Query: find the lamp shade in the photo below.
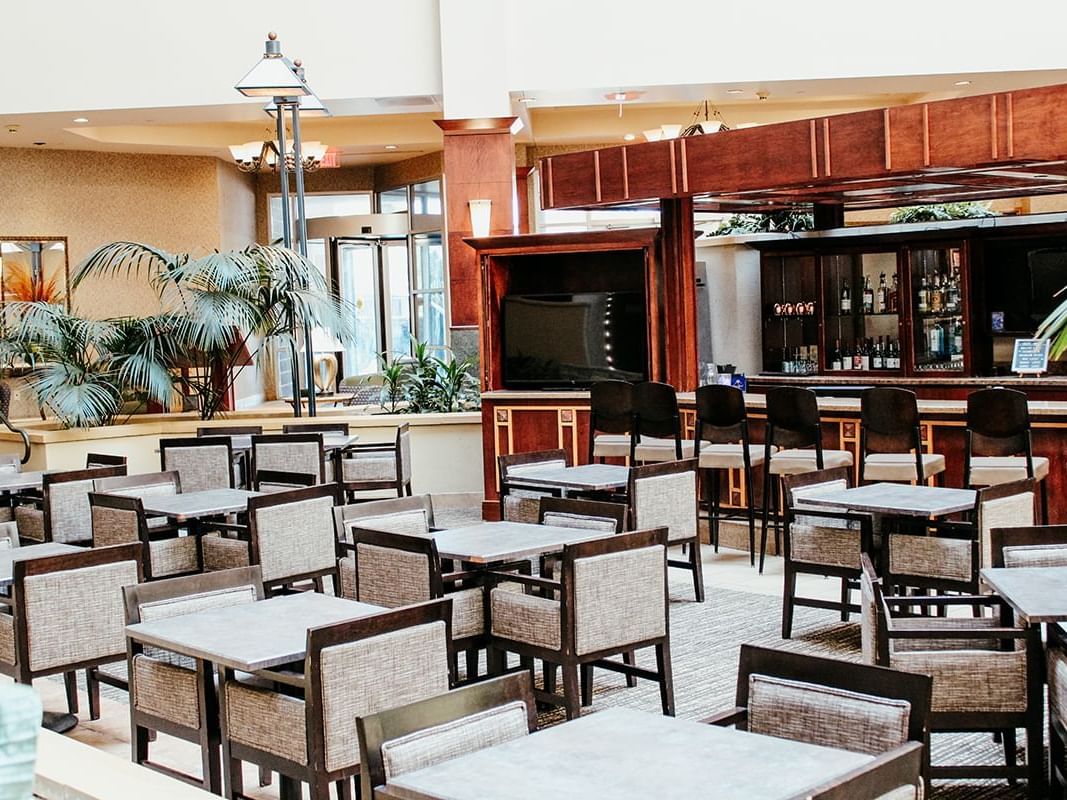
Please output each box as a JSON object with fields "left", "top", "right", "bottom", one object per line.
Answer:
{"left": 302, "top": 328, "right": 343, "bottom": 353}
{"left": 642, "top": 128, "right": 663, "bottom": 142}
{"left": 469, "top": 199, "right": 492, "bottom": 238}
{"left": 235, "top": 35, "right": 310, "bottom": 97}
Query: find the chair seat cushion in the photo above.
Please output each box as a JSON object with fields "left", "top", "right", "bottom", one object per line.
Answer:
{"left": 789, "top": 524, "right": 861, "bottom": 569}
{"left": 0, "top": 612, "right": 14, "bottom": 666}
{"left": 14, "top": 505, "right": 44, "bottom": 543}
{"left": 863, "top": 453, "right": 946, "bottom": 481}
{"left": 342, "top": 455, "right": 396, "bottom": 483}
{"left": 592, "top": 434, "right": 631, "bottom": 458}
{"left": 769, "top": 449, "right": 853, "bottom": 475}
{"left": 490, "top": 588, "right": 560, "bottom": 650}
{"left": 148, "top": 536, "right": 200, "bottom": 577}
{"left": 449, "top": 586, "right": 486, "bottom": 640}
{"left": 697, "top": 444, "right": 768, "bottom": 470}
{"left": 968, "top": 455, "right": 1049, "bottom": 486}
{"left": 634, "top": 437, "right": 700, "bottom": 463}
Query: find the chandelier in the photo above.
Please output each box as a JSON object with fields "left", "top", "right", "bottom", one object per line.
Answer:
{"left": 229, "top": 139, "right": 329, "bottom": 173}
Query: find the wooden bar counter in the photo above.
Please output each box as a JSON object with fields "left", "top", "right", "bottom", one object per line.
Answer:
{"left": 480, "top": 386, "right": 1067, "bottom": 522}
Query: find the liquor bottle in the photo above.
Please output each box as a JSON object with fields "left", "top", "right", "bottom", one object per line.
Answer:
{"left": 859, "top": 339, "right": 871, "bottom": 371}
{"left": 876, "top": 273, "right": 887, "bottom": 314}
{"left": 930, "top": 275, "right": 943, "bottom": 313}
{"left": 889, "top": 273, "right": 899, "bottom": 313}
{"left": 871, "top": 337, "right": 883, "bottom": 369}
{"left": 946, "top": 268, "right": 960, "bottom": 312}
{"left": 852, "top": 340, "right": 863, "bottom": 371}
{"left": 840, "top": 280, "right": 851, "bottom": 315}
{"left": 885, "top": 339, "right": 898, "bottom": 370}
{"left": 862, "top": 276, "right": 874, "bottom": 315}
{"left": 953, "top": 319, "right": 964, "bottom": 355}
{"left": 918, "top": 276, "right": 929, "bottom": 312}
{"left": 831, "top": 339, "right": 842, "bottom": 371}
{"left": 928, "top": 323, "right": 942, "bottom": 360}
{"left": 840, "top": 341, "right": 851, "bottom": 371}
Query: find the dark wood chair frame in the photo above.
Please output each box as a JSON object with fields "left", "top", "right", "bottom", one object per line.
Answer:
{"left": 989, "top": 524, "right": 1067, "bottom": 568}
{"left": 496, "top": 448, "right": 569, "bottom": 520}
{"left": 859, "top": 386, "right": 940, "bottom": 485}
{"left": 587, "top": 379, "right": 636, "bottom": 463}
{"left": 85, "top": 452, "right": 128, "bottom": 468}
{"left": 122, "top": 566, "right": 265, "bottom": 793}
{"left": 17, "top": 464, "right": 128, "bottom": 544}
{"left": 337, "top": 423, "right": 411, "bottom": 501}
{"left": 537, "top": 496, "right": 628, "bottom": 531}
{"left": 760, "top": 386, "right": 828, "bottom": 573}
{"left": 693, "top": 384, "right": 759, "bottom": 564}
{"left": 964, "top": 388, "right": 1049, "bottom": 524}
{"left": 252, "top": 469, "right": 319, "bottom": 492}
{"left": 1048, "top": 622, "right": 1067, "bottom": 799}
{"left": 863, "top": 554, "right": 1044, "bottom": 794}
{"left": 217, "top": 598, "right": 455, "bottom": 800}
{"left": 250, "top": 433, "right": 327, "bottom": 485}
{"left": 160, "top": 436, "right": 236, "bottom": 489}
{"left": 89, "top": 491, "right": 201, "bottom": 579}
{"left": 247, "top": 483, "right": 342, "bottom": 596}
{"left": 705, "top": 643, "right": 932, "bottom": 788}
{"left": 780, "top": 467, "right": 875, "bottom": 639}
{"left": 357, "top": 672, "right": 537, "bottom": 800}
{"left": 486, "top": 528, "right": 674, "bottom": 720}
{"left": 0, "top": 543, "right": 142, "bottom": 721}
{"left": 282, "top": 422, "right": 351, "bottom": 435}
{"left": 93, "top": 470, "right": 183, "bottom": 535}
{"left": 332, "top": 494, "right": 438, "bottom": 542}
{"left": 798, "top": 742, "right": 925, "bottom": 800}
{"left": 627, "top": 459, "right": 704, "bottom": 602}
{"left": 632, "top": 380, "right": 683, "bottom": 461}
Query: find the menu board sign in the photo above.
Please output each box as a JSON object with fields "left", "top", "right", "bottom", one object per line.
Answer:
{"left": 1011, "top": 339, "right": 1050, "bottom": 375}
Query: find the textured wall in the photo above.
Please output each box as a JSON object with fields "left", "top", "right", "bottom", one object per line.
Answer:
{"left": 375, "top": 152, "right": 443, "bottom": 192}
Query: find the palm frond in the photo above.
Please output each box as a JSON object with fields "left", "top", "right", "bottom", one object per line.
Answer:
{"left": 71, "top": 241, "right": 176, "bottom": 289}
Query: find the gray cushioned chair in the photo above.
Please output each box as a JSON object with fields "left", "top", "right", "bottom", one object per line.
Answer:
{"left": 338, "top": 423, "right": 413, "bottom": 501}
{"left": 251, "top": 433, "right": 328, "bottom": 483}
{"left": 89, "top": 492, "right": 199, "bottom": 580}
{"left": 248, "top": 484, "right": 340, "bottom": 595}
{"left": 15, "top": 464, "right": 127, "bottom": 545}
{"left": 333, "top": 494, "right": 435, "bottom": 545}
{"left": 160, "top": 436, "right": 234, "bottom": 493}
{"left": 497, "top": 449, "right": 567, "bottom": 524}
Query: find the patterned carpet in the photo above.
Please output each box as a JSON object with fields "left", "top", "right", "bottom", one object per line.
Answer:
{"left": 560, "top": 575, "right": 1033, "bottom": 799}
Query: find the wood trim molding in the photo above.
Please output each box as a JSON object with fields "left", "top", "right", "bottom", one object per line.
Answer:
{"left": 434, "top": 117, "right": 522, "bottom": 135}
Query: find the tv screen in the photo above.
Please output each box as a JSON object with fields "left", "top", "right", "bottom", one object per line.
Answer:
{"left": 502, "top": 291, "right": 648, "bottom": 388}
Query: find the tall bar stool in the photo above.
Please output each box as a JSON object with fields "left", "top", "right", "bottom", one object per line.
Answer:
{"left": 693, "top": 385, "right": 767, "bottom": 565}
{"left": 860, "top": 387, "right": 946, "bottom": 485}
{"left": 588, "top": 380, "right": 635, "bottom": 463}
{"left": 964, "top": 388, "right": 1049, "bottom": 524}
{"left": 760, "top": 387, "right": 853, "bottom": 573}
{"left": 632, "top": 381, "right": 689, "bottom": 463}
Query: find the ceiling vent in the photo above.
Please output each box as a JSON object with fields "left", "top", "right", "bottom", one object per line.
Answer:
{"left": 375, "top": 95, "right": 439, "bottom": 108}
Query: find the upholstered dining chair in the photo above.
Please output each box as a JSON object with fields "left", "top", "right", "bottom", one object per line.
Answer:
{"left": 93, "top": 470, "right": 182, "bottom": 535}
{"left": 627, "top": 459, "right": 703, "bottom": 602}
{"left": 1047, "top": 623, "right": 1067, "bottom": 798}
{"left": 859, "top": 387, "right": 946, "bottom": 485}
{"left": 251, "top": 433, "right": 328, "bottom": 484}
{"left": 252, "top": 469, "right": 318, "bottom": 493}
{"left": 537, "top": 496, "right": 627, "bottom": 533}
{"left": 123, "top": 566, "right": 264, "bottom": 792}
{"left": 0, "top": 454, "right": 20, "bottom": 474}
{"left": 333, "top": 494, "right": 436, "bottom": 543}
{"left": 89, "top": 492, "right": 199, "bottom": 580}
{"left": 0, "top": 543, "right": 141, "bottom": 720}
{"left": 588, "top": 379, "right": 636, "bottom": 463}
{"left": 488, "top": 528, "right": 672, "bottom": 720}
{"left": 247, "top": 484, "right": 341, "bottom": 595}
{"left": 160, "top": 436, "right": 235, "bottom": 493}
{"left": 357, "top": 672, "right": 537, "bottom": 800}
{"left": 15, "top": 464, "right": 127, "bottom": 544}
{"left": 0, "top": 521, "right": 18, "bottom": 550}
{"left": 197, "top": 424, "right": 263, "bottom": 489}
{"left": 860, "top": 554, "right": 1044, "bottom": 794}
{"left": 497, "top": 449, "right": 568, "bottom": 524}
{"left": 780, "top": 467, "right": 874, "bottom": 639}
{"left": 989, "top": 524, "right": 1067, "bottom": 569}
{"left": 85, "top": 452, "right": 127, "bottom": 469}
{"left": 705, "top": 644, "right": 931, "bottom": 795}
{"left": 337, "top": 423, "right": 412, "bottom": 501}
{"left": 218, "top": 599, "right": 455, "bottom": 800}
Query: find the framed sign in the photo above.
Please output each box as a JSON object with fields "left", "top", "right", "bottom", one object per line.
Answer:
{"left": 1011, "top": 338, "right": 1050, "bottom": 375}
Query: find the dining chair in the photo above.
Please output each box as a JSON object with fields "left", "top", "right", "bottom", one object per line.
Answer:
{"left": 357, "top": 672, "right": 537, "bottom": 800}
{"left": 333, "top": 494, "right": 436, "bottom": 542}
{"left": 89, "top": 492, "right": 199, "bottom": 580}
{"left": 779, "top": 467, "right": 874, "bottom": 639}
{"left": 705, "top": 643, "right": 931, "bottom": 793}
{"left": 252, "top": 469, "right": 318, "bottom": 493}
{"left": 989, "top": 524, "right": 1067, "bottom": 569}
{"left": 85, "top": 452, "right": 127, "bottom": 469}
{"left": 0, "top": 521, "right": 19, "bottom": 550}
{"left": 693, "top": 384, "right": 767, "bottom": 564}
{"left": 760, "top": 387, "right": 853, "bottom": 573}
{"left": 94, "top": 470, "right": 182, "bottom": 534}
{"left": 537, "top": 496, "right": 627, "bottom": 533}
{"left": 631, "top": 381, "right": 688, "bottom": 463}
{"left": 801, "top": 743, "right": 925, "bottom": 800}
{"left": 251, "top": 433, "right": 328, "bottom": 484}
{"left": 627, "top": 459, "right": 703, "bottom": 602}
{"left": 859, "top": 387, "right": 946, "bottom": 485}
{"left": 587, "top": 379, "right": 635, "bottom": 462}
{"left": 337, "top": 423, "right": 412, "bottom": 501}
{"left": 122, "top": 566, "right": 264, "bottom": 792}
{"left": 160, "top": 436, "right": 235, "bottom": 492}
{"left": 965, "top": 388, "right": 1049, "bottom": 523}
{"left": 497, "top": 449, "right": 568, "bottom": 523}
{"left": 197, "top": 425, "right": 263, "bottom": 489}
{"left": 1047, "top": 623, "right": 1067, "bottom": 798}
{"left": 15, "top": 464, "right": 127, "bottom": 544}
{"left": 218, "top": 599, "right": 455, "bottom": 800}
{"left": 283, "top": 422, "right": 350, "bottom": 435}
{"left": 248, "top": 483, "right": 341, "bottom": 595}
{"left": 488, "top": 528, "right": 673, "bottom": 720}
{"left": 860, "top": 554, "right": 1044, "bottom": 795}
{"left": 0, "top": 543, "right": 141, "bottom": 720}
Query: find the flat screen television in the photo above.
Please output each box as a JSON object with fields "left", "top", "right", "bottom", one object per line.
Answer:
{"left": 502, "top": 291, "right": 648, "bottom": 388}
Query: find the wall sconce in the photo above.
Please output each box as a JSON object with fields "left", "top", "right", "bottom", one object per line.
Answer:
{"left": 469, "top": 199, "right": 492, "bottom": 238}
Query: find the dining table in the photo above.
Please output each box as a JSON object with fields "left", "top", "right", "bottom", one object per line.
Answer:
{"left": 796, "top": 482, "right": 977, "bottom": 519}
{"left": 430, "top": 521, "right": 614, "bottom": 565}
{"left": 980, "top": 565, "right": 1067, "bottom": 626}
{"left": 505, "top": 463, "right": 629, "bottom": 496}
{"left": 0, "top": 542, "right": 83, "bottom": 589}
{"left": 137, "top": 488, "right": 261, "bottom": 525}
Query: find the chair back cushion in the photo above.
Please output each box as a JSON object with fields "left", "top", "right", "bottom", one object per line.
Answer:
{"left": 789, "top": 523, "right": 861, "bottom": 569}
{"left": 344, "top": 509, "right": 430, "bottom": 542}
{"left": 254, "top": 494, "right": 336, "bottom": 583}
{"left": 23, "top": 559, "right": 139, "bottom": 671}
{"left": 138, "top": 584, "right": 257, "bottom": 664}
{"left": 888, "top": 534, "right": 973, "bottom": 582}
{"left": 381, "top": 701, "right": 529, "bottom": 781}
{"left": 355, "top": 543, "right": 432, "bottom": 607}
{"left": 631, "top": 471, "right": 696, "bottom": 542}
{"left": 319, "top": 620, "right": 450, "bottom": 773}
{"left": 747, "top": 674, "right": 910, "bottom": 756}
{"left": 163, "top": 444, "right": 231, "bottom": 492}
{"left": 399, "top": 426, "right": 413, "bottom": 483}
{"left": 1003, "top": 544, "right": 1067, "bottom": 569}
{"left": 541, "top": 512, "right": 618, "bottom": 533}
{"left": 1048, "top": 642, "right": 1067, "bottom": 726}
{"left": 255, "top": 440, "right": 323, "bottom": 482}
{"left": 505, "top": 459, "right": 566, "bottom": 480}
{"left": 92, "top": 505, "right": 140, "bottom": 547}
{"left": 572, "top": 544, "right": 665, "bottom": 655}
{"left": 980, "top": 491, "right": 1035, "bottom": 568}
{"left": 0, "top": 521, "right": 17, "bottom": 550}
{"left": 47, "top": 478, "right": 98, "bottom": 544}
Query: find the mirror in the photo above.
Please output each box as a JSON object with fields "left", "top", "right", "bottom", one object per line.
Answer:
{"left": 0, "top": 237, "right": 70, "bottom": 309}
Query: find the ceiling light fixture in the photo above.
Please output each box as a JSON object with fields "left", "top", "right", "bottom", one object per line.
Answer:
{"left": 954, "top": 80, "right": 972, "bottom": 86}
{"left": 726, "top": 89, "right": 744, "bottom": 95}
{"left": 72, "top": 117, "right": 89, "bottom": 124}
{"left": 229, "top": 138, "right": 329, "bottom": 172}
{"left": 234, "top": 32, "right": 310, "bottom": 97}
{"left": 623, "top": 133, "right": 636, "bottom": 141}
{"left": 385, "top": 144, "right": 398, "bottom": 151}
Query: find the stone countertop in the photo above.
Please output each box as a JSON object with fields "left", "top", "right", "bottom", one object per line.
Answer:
{"left": 748, "top": 374, "right": 1067, "bottom": 388}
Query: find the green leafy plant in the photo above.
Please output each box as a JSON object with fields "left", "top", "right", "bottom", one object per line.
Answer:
{"left": 374, "top": 343, "right": 480, "bottom": 414}
{"left": 711, "top": 210, "right": 815, "bottom": 236}
{"left": 377, "top": 355, "right": 408, "bottom": 414}
{"left": 889, "top": 203, "right": 995, "bottom": 224}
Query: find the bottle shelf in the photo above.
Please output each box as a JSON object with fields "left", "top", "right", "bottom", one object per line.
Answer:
{"left": 827, "top": 312, "right": 900, "bottom": 318}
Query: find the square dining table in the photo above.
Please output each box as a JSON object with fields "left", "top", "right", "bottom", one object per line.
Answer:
{"left": 379, "top": 707, "right": 875, "bottom": 800}
{"left": 0, "top": 542, "right": 83, "bottom": 589}
{"left": 506, "top": 463, "right": 630, "bottom": 494}
{"left": 431, "top": 521, "right": 614, "bottom": 565}
{"left": 796, "top": 482, "right": 976, "bottom": 518}
{"left": 228, "top": 433, "right": 358, "bottom": 453}
{"left": 980, "top": 566, "right": 1067, "bottom": 625}
{"left": 137, "top": 488, "right": 261, "bottom": 525}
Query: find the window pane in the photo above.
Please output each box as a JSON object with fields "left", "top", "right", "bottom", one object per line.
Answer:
{"left": 338, "top": 243, "right": 381, "bottom": 375}
{"left": 414, "top": 292, "right": 448, "bottom": 349}
{"left": 413, "top": 232, "right": 444, "bottom": 291}
{"left": 384, "top": 242, "right": 412, "bottom": 356}
{"left": 411, "top": 180, "right": 442, "bottom": 215}
{"left": 379, "top": 188, "right": 409, "bottom": 214}
{"left": 270, "top": 193, "right": 372, "bottom": 241}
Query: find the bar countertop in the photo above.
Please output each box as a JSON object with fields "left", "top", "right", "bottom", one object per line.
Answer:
{"left": 747, "top": 374, "right": 1067, "bottom": 388}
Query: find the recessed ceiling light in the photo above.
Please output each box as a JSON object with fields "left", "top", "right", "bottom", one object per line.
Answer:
{"left": 384, "top": 144, "right": 398, "bottom": 150}
{"left": 604, "top": 90, "right": 644, "bottom": 103}
{"left": 72, "top": 117, "right": 89, "bottom": 124}
{"left": 623, "top": 133, "right": 636, "bottom": 141}
{"left": 33, "top": 141, "right": 46, "bottom": 146}
{"left": 955, "top": 80, "right": 972, "bottom": 86}
{"left": 726, "top": 89, "right": 744, "bottom": 95}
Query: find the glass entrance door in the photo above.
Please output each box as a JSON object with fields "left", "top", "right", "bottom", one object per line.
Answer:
{"left": 337, "top": 241, "right": 382, "bottom": 375}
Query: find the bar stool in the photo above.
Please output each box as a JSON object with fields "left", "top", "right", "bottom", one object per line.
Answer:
{"left": 693, "top": 384, "right": 767, "bottom": 565}
{"left": 964, "top": 388, "right": 1049, "bottom": 524}
{"left": 588, "top": 380, "right": 635, "bottom": 463}
{"left": 760, "top": 387, "right": 853, "bottom": 573}
{"left": 860, "top": 387, "right": 946, "bottom": 485}
{"left": 632, "top": 381, "right": 690, "bottom": 463}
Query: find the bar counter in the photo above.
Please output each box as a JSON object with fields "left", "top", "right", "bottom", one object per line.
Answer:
{"left": 746, "top": 374, "right": 1067, "bottom": 401}
{"left": 480, "top": 388, "right": 1067, "bottom": 522}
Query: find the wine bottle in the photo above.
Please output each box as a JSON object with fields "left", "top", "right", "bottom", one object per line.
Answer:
{"left": 885, "top": 339, "right": 898, "bottom": 370}
{"left": 918, "top": 276, "right": 929, "bottom": 312}
{"left": 840, "top": 341, "right": 851, "bottom": 371}
{"left": 862, "top": 276, "right": 874, "bottom": 315}
{"left": 876, "top": 273, "right": 887, "bottom": 314}
{"left": 889, "top": 273, "right": 899, "bottom": 313}
{"left": 931, "top": 275, "right": 943, "bottom": 313}
{"left": 872, "top": 337, "right": 883, "bottom": 369}
{"left": 831, "top": 339, "right": 842, "bottom": 371}
{"left": 859, "top": 339, "right": 870, "bottom": 371}
{"left": 840, "top": 280, "right": 852, "bottom": 314}
{"left": 953, "top": 319, "right": 964, "bottom": 355}
{"left": 853, "top": 340, "right": 863, "bottom": 371}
